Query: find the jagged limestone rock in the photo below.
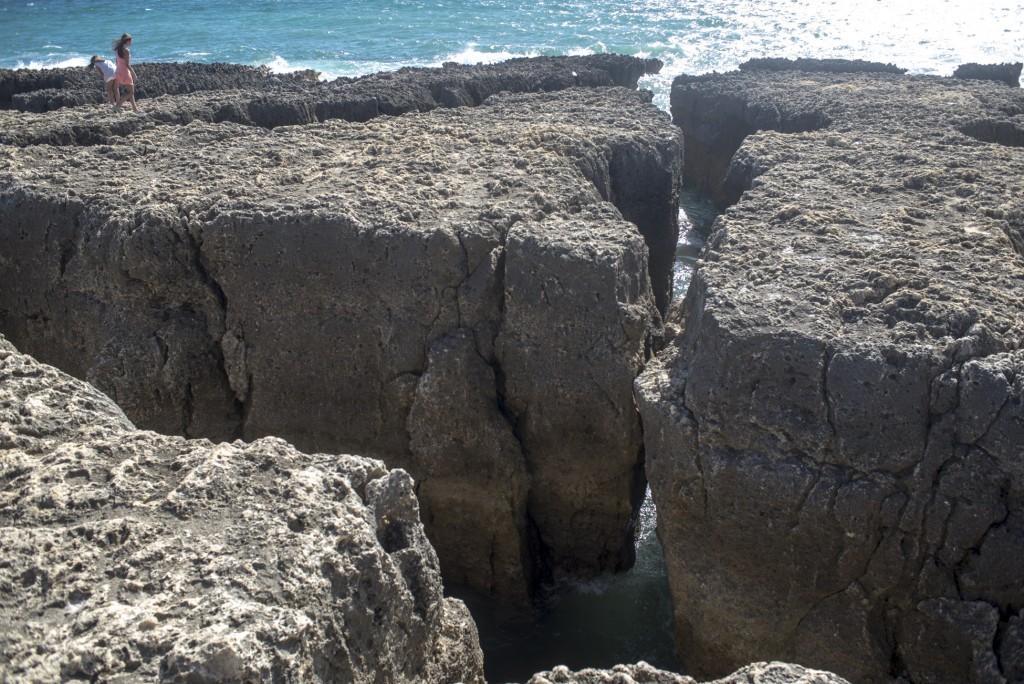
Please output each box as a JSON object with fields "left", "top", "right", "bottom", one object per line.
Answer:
{"left": 639, "top": 63, "right": 1024, "bottom": 682}
{"left": 0, "top": 58, "right": 683, "bottom": 601}
{"left": 527, "top": 661, "right": 850, "bottom": 684}
{"left": 0, "top": 334, "right": 484, "bottom": 682}
{"left": 0, "top": 54, "right": 663, "bottom": 113}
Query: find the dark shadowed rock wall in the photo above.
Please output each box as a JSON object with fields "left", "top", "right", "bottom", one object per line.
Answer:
{"left": 639, "top": 62, "right": 1024, "bottom": 682}
{"left": 953, "top": 62, "right": 1023, "bottom": 88}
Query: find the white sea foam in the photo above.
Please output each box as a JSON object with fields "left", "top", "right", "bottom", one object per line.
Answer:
{"left": 262, "top": 56, "right": 415, "bottom": 81}
{"left": 263, "top": 55, "right": 293, "bottom": 73}
{"left": 262, "top": 55, "right": 325, "bottom": 80}
{"left": 315, "top": 62, "right": 407, "bottom": 80}
{"left": 13, "top": 56, "right": 88, "bottom": 70}
{"left": 262, "top": 56, "right": 435, "bottom": 82}
{"left": 437, "top": 43, "right": 540, "bottom": 66}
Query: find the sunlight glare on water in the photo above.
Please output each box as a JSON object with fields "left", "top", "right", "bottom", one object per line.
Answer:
{"left": 2, "top": 0, "right": 1021, "bottom": 110}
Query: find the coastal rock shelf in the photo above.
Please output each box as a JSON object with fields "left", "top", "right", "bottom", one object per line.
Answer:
{"left": 638, "top": 61, "right": 1024, "bottom": 682}
{"left": 0, "top": 334, "right": 484, "bottom": 681}
{"left": 672, "top": 58, "right": 1024, "bottom": 206}
{"left": 0, "top": 57, "right": 683, "bottom": 603}
{"left": 0, "top": 54, "right": 662, "bottom": 119}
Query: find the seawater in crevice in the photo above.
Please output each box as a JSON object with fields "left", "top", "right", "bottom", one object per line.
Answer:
{"left": 673, "top": 185, "right": 717, "bottom": 298}
{"left": 451, "top": 186, "right": 718, "bottom": 683}
{"left": 452, "top": 487, "right": 678, "bottom": 683}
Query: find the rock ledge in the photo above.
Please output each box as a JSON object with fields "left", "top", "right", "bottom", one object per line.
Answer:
{"left": 0, "top": 334, "right": 484, "bottom": 682}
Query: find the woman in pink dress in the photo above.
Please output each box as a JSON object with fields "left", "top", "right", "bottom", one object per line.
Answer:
{"left": 112, "top": 33, "right": 139, "bottom": 112}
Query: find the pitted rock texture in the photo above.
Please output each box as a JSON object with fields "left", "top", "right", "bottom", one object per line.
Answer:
{"left": 0, "top": 65, "right": 683, "bottom": 602}
{"left": 0, "top": 56, "right": 679, "bottom": 313}
{"left": 527, "top": 661, "right": 849, "bottom": 684}
{"left": 673, "top": 60, "right": 1024, "bottom": 208}
{"left": 0, "top": 335, "right": 483, "bottom": 683}
{"left": 954, "top": 62, "right": 1023, "bottom": 88}
{"left": 0, "top": 54, "right": 662, "bottom": 114}
{"left": 739, "top": 57, "right": 907, "bottom": 75}
{"left": 639, "top": 64, "right": 1024, "bottom": 682}
{"left": 0, "top": 62, "right": 319, "bottom": 112}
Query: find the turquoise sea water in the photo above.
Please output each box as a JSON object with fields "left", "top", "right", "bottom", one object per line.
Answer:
{"left": 2, "top": 0, "right": 1022, "bottom": 109}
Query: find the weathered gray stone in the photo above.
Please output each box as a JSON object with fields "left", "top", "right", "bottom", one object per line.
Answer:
{"left": 0, "top": 54, "right": 661, "bottom": 115}
{"left": 0, "top": 62, "right": 316, "bottom": 111}
{"left": 673, "top": 64, "right": 1024, "bottom": 209}
{"left": 953, "top": 62, "right": 1023, "bottom": 87}
{"left": 0, "top": 334, "right": 484, "bottom": 683}
{"left": 739, "top": 57, "right": 907, "bottom": 75}
{"left": 0, "top": 55, "right": 661, "bottom": 113}
{"left": 0, "top": 62, "right": 683, "bottom": 601}
{"left": 639, "top": 63, "right": 1024, "bottom": 682}
{"left": 527, "top": 661, "right": 850, "bottom": 684}
{"left": 407, "top": 328, "right": 533, "bottom": 598}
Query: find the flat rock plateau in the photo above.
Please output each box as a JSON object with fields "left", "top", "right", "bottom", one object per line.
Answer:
{"left": 2, "top": 52, "right": 1022, "bottom": 683}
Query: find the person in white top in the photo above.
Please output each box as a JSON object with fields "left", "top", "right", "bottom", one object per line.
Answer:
{"left": 88, "top": 55, "right": 118, "bottom": 107}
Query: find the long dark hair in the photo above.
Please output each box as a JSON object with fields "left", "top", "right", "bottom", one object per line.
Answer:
{"left": 112, "top": 33, "right": 132, "bottom": 59}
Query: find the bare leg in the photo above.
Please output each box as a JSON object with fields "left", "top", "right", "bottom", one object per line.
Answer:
{"left": 105, "top": 80, "right": 118, "bottom": 105}
{"left": 115, "top": 84, "right": 132, "bottom": 109}
{"left": 125, "top": 84, "right": 138, "bottom": 112}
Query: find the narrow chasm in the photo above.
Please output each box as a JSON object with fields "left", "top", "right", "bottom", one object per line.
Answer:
{"left": 452, "top": 194, "right": 715, "bottom": 683}
{"left": 451, "top": 487, "right": 679, "bottom": 683}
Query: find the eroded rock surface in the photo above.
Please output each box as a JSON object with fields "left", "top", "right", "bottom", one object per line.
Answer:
{"left": 673, "top": 58, "right": 1024, "bottom": 206}
{"left": 0, "top": 57, "right": 683, "bottom": 601}
{"left": 0, "top": 55, "right": 662, "bottom": 114}
{"left": 638, "top": 64, "right": 1024, "bottom": 682}
{"left": 527, "top": 661, "right": 850, "bottom": 684}
{"left": 954, "top": 62, "right": 1023, "bottom": 88}
{"left": 0, "top": 334, "right": 483, "bottom": 682}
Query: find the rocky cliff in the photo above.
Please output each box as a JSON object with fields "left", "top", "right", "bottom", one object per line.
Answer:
{"left": 638, "top": 62, "right": 1024, "bottom": 682}
{"left": 0, "top": 56, "right": 683, "bottom": 602}
{"left": 0, "top": 334, "right": 484, "bottom": 682}
{"left": 0, "top": 57, "right": 680, "bottom": 312}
